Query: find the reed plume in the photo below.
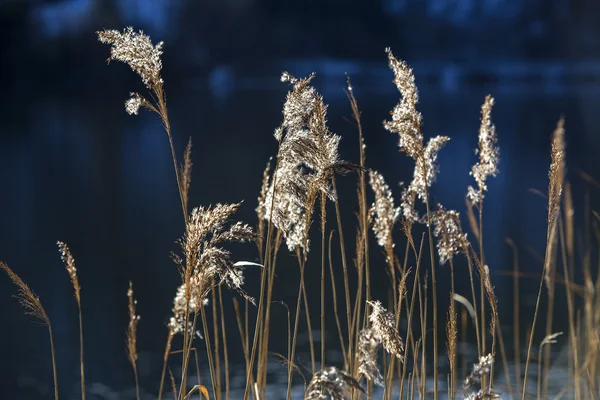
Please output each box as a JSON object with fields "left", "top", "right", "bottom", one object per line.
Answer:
{"left": 0, "top": 262, "right": 59, "bottom": 400}
{"left": 57, "top": 241, "right": 86, "bottom": 400}
{"left": 384, "top": 47, "right": 445, "bottom": 398}
{"left": 367, "top": 300, "right": 404, "bottom": 360}
{"left": 357, "top": 328, "right": 385, "bottom": 386}
{"left": 369, "top": 170, "right": 400, "bottom": 249}
{"left": 305, "top": 366, "right": 364, "bottom": 400}
{"left": 263, "top": 72, "right": 355, "bottom": 252}
{"left": 429, "top": 206, "right": 469, "bottom": 265}
{"left": 464, "top": 354, "right": 494, "bottom": 390}
{"left": 467, "top": 95, "right": 499, "bottom": 205}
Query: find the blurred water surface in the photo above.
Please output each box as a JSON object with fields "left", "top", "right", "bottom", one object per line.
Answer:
{"left": 1, "top": 69, "right": 599, "bottom": 397}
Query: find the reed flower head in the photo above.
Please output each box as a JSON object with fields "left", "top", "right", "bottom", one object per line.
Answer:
{"left": 464, "top": 353, "right": 494, "bottom": 389}
{"left": 548, "top": 117, "right": 565, "bottom": 233}
{"left": 430, "top": 206, "right": 470, "bottom": 264}
{"left": 264, "top": 72, "right": 356, "bottom": 252}
{"left": 384, "top": 48, "right": 450, "bottom": 221}
{"left": 97, "top": 27, "right": 163, "bottom": 88}
{"left": 125, "top": 92, "right": 144, "bottom": 115}
{"left": 126, "top": 281, "right": 140, "bottom": 366}
{"left": 358, "top": 328, "right": 384, "bottom": 386}
{"left": 367, "top": 300, "right": 404, "bottom": 359}
{"left": 369, "top": 170, "right": 400, "bottom": 247}
{"left": 305, "top": 366, "right": 364, "bottom": 400}
{"left": 467, "top": 95, "right": 499, "bottom": 204}
{"left": 168, "top": 275, "right": 209, "bottom": 336}
{"left": 57, "top": 241, "right": 81, "bottom": 302}
{"left": 170, "top": 202, "right": 256, "bottom": 333}
{"left": 0, "top": 262, "right": 50, "bottom": 326}
{"left": 383, "top": 47, "right": 422, "bottom": 160}
{"left": 465, "top": 389, "right": 502, "bottom": 400}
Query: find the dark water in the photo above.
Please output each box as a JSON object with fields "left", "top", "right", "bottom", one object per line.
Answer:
{"left": 0, "top": 75, "right": 598, "bottom": 398}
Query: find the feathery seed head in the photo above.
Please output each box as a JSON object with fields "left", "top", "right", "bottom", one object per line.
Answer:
{"left": 358, "top": 328, "right": 384, "bottom": 386}
{"left": 57, "top": 241, "right": 81, "bottom": 300}
{"left": 125, "top": 92, "right": 144, "bottom": 115}
{"left": 429, "top": 206, "right": 470, "bottom": 264}
{"left": 97, "top": 27, "right": 163, "bottom": 88}
{"left": 265, "top": 72, "right": 351, "bottom": 252}
{"left": 305, "top": 366, "right": 364, "bottom": 400}
{"left": 367, "top": 300, "right": 404, "bottom": 359}
{"left": 468, "top": 95, "right": 499, "bottom": 204}
{"left": 369, "top": 170, "right": 400, "bottom": 248}
{"left": 126, "top": 281, "right": 140, "bottom": 366}
{"left": 464, "top": 353, "right": 494, "bottom": 389}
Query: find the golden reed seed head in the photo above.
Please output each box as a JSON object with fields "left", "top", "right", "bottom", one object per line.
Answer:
{"left": 368, "top": 170, "right": 400, "bottom": 248}
{"left": 97, "top": 27, "right": 163, "bottom": 89}
{"left": 468, "top": 95, "right": 499, "bottom": 204}
{"left": 305, "top": 366, "right": 363, "bottom": 400}
{"left": 367, "top": 300, "right": 404, "bottom": 360}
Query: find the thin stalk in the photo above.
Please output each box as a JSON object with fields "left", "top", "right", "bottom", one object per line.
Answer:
{"left": 211, "top": 289, "right": 222, "bottom": 400}
{"left": 77, "top": 304, "right": 86, "bottom": 400}
{"left": 478, "top": 201, "right": 487, "bottom": 390}
{"left": 507, "top": 239, "right": 522, "bottom": 395}
{"left": 132, "top": 361, "right": 141, "bottom": 400}
{"left": 423, "top": 187, "right": 439, "bottom": 400}
{"left": 332, "top": 177, "right": 353, "bottom": 364}
{"left": 321, "top": 193, "right": 327, "bottom": 369}
{"left": 158, "top": 329, "right": 175, "bottom": 400}
{"left": 521, "top": 216, "right": 560, "bottom": 400}
{"left": 328, "top": 231, "right": 348, "bottom": 366}
{"left": 400, "top": 234, "right": 425, "bottom": 400}
{"left": 286, "top": 250, "right": 308, "bottom": 400}
{"left": 218, "top": 287, "right": 230, "bottom": 400}
{"left": 558, "top": 217, "right": 580, "bottom": 400}
{"left": 48, "top": 324, "right": 59, "bottom": 400}
{"left": 258, "top": 230, "right": 282, "bottom": 390}
{"left": 449, "top": 259, "right": 457, "bottom": 400}
{"left": 199, "top": 308, "right": 219, "bottom": 400}
{"left": 466, "top": 254, "right": 482, "bottom": 356}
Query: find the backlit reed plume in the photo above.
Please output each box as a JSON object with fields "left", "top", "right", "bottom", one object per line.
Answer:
{"left": 256, "top": 157, "right": 273, "bottom": 246}
{"left": 98, "top": 27, "right": 189, "bottom": 221}
{"left": 464, "top": 353, "right": 494, "bottom": 390}
{"left": 0, "top": 262, "right": 59, "bottom": 400}
{"left": 465, "top": 389, "right": 501, "bottom": 400}
{"left": 467, "top": 95, "right": 499, "bottom": 205}
{"left": 97, "top": 27, "right": 163, "bottom": 114}
{"left": 305, "top": 366, "right": 364, "bottom": 400}
{"left": 168, "top": 275, "right": 209, "bottom": 336}
{"left": 430, "top": 206, "right": 469, "bottom": 265}
{"left": 263, "top": 72, "right": 355, "bottom": 252}
{"left": 127, "top": 281, "right": 141, "bottom": 400}
{"left": 547, "top": 118, "right": 565, "bottom": 239}
{"left": 367, "top": 300, "right": 404, "bottom": 359}
{"left": 357, "top": 328, "right": 384, "bottom": 386}
{"left": 383, "top": 48, "right": 449, "bottom": 221}
{"left": 369, "top": 170, "right": 400, "bottom": 248}
{"left": 174, "top": 202, "right": 256, "bottom": 305}
{"left": 57, "top": 241, "right": 86, "bottom": 400}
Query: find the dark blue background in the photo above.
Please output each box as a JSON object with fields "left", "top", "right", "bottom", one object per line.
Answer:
{"left": 1, "top": 0, "right": 599, "bottom": 398}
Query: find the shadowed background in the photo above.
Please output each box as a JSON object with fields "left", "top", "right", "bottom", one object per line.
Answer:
{"left": 1, "top": 0, "right": 600, "bottom": 398}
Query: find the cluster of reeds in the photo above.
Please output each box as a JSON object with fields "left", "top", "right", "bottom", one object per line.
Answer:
{"left": 1, "top": 26, "right": 599, "bottom": 400}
